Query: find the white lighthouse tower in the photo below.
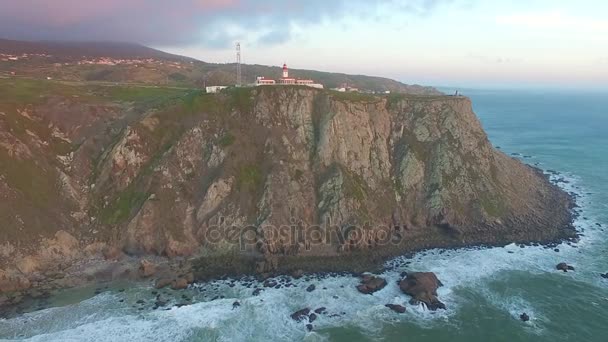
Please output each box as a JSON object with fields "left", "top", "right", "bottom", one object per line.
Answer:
{"left": 282, "top": 63, "right": 289, "bottom": 78}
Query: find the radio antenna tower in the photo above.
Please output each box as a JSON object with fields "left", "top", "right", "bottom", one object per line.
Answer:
{"left": 236, "top": 42, "right": 242, "bottom": 87}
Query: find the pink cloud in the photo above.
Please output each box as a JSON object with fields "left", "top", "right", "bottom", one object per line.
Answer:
{"left": 0, "top": 0, "right": 448, "bottom": 47}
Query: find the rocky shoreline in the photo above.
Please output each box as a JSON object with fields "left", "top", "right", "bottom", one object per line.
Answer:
{"left": 0, "top": 170, "right": 578, "bottom": 319}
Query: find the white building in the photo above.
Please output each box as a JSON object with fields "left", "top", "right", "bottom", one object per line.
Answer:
{"left": 255, "top": 77, "right": 276, "bottom": 85}
{"left": 206, "top": 86, "right": 228, "bottom": 93}
{"left": 255, "top": 63, "right": 324, "bottom": 89}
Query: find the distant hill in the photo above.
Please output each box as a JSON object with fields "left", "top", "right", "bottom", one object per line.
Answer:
{"left": 0, "top": 38, "right": 440, "bottom": 95}
{"left": 0, "top": 39, "right": 192, "bottom": 61}
{"left": 201, "top": 63, "right": 440, "bottom": 95}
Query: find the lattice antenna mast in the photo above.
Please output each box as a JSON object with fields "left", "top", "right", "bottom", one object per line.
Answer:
{"left": 236, "top": 42, "right": 242, "bottom": 87}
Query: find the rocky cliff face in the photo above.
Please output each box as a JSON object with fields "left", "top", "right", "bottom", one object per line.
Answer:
{"left": 0, "top": 81, "right": 574, "bottom": 293}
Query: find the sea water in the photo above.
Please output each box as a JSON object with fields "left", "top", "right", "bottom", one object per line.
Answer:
{"left": 1, "top": 88, "right": 607, "bottom": 341}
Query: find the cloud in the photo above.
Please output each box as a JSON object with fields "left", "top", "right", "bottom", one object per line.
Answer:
{"left": 496, "top": 11, "right": 608, "bottom": 33}
{"left": 0, "top": 0, "right": 452, "bottom": 47}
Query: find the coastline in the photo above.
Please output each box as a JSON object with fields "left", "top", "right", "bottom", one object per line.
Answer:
{"left": 0, "top": 166, "right": 578, "bottom": 318}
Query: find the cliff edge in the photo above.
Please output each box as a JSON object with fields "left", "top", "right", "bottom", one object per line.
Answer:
{"left": 0, "top": 81, "right": 575, "bottom": 295}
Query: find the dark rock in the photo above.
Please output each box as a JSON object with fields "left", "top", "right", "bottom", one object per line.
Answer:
{"left": 356, "top": 275, "right": 387, "bottom": 294}
{"left": 314, "top": 307, "right": 326, "bottom": 314}
{"left": 263, "top": 279, "right": 277, "bottom": 288}
{"left": 291, "top": 308, "right": 311, "bottom": 322}
{"left": 291, "top": 269, "right": 304, "bottom": 279}
{"left": 309, "top": 313, "right": 317, "bottom": 322}
{"left": 136, "top": 299, "right": 145, "bottom": 304}
{"left": 252, "top": 288, "right": 263, "bottom": 296}
{"left": 399, "top": 272, "right": 446, "bottom": 310}
{"left": 385, "top": 304, "right": 406, "bottom": 313}
{"left": 306, "top": 284, "right": 316, "bottom": 292}
{"left": 556, "top": 263, "right": 575, "bottom": 272}
{"left": 306, "top": 324, "right": 313, "bottom": 331}
{"left": 233, "top": 301, "right": 241, "bottom": 309}
{"left": 600, "top": 273, "right": 608, "bottom": 279}
{"left": 520, "top": 313, "right": 530, "bottom": 322}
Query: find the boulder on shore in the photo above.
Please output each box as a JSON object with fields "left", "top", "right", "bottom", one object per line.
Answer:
{"left": 139, "top": 260, "right": 156, "bottom": 278}
{"left": 356, "top": 275, "right": 387, "bottom": 294}
{"left": 556, "top": 263, "right": 575, "bottom": 272}
{"left": 399, "top": 272, "right": 446, "bottom": 310}
{"left": 171, "top": 277, "right": 189, "bottom": 290}
{"left": 155, "top": 278, "right": 172, "bottom": 289}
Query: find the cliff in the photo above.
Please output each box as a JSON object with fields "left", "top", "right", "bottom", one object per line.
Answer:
{"left": 0, "top": 79, "right": 574, "bottom": 294}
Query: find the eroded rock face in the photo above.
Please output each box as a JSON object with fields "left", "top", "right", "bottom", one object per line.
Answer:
{"left": 399, "top": 272, "right": 446, "bottom": 310}
{"left": 0, "top": 269, "right": 31, "bottom": 292}
{"left": 0, "top": 87, "right": 575, "bottom": 288}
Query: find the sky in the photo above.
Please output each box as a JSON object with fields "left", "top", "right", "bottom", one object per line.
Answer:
{"left": 1, "top": 0, "right": 608, "bottom": 89}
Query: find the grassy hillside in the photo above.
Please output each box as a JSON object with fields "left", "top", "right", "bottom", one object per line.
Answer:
{"left": 0, "top": 38, "right": 193, "bottom": 61}
{"left": 1, "top": 39, "right": 441, "bottom": 95}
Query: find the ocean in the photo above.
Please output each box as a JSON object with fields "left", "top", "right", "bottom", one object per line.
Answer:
{"left": 1, "top": 88, "right": 607, "bottom": 341}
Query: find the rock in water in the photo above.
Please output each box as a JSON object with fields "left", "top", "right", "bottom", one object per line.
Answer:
{"left": 385, "top": 304, "right": 406, "bottom": 313}
{"left": 520, "top": 313, "right": 530, "bottom": 322}
{"left": 601, "top": 273, "right": 608, "bottom": 279}
{"left": 556, "top": 263, "right": 575, "bottom": 272}
{"left": 399, "top": 272, "right": 446, "bottom": 310}
{"left": 314, "top": 307, "right": 326, "bottom": 314}
{"left": 291, "top": 308, "right": 311, "bottom": 322}
{"left": 356, "top": 275, "right": 387, "bottom": 294}
{"left": 306, "top": 284, "right": 316, "bottom": 292}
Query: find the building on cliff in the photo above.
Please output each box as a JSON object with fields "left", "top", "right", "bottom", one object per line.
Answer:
{"left": 255, "top": 63, "right": 324, "bottom": 89}
{"left": 205, "top": 85, "right": 229, "bottom": 93}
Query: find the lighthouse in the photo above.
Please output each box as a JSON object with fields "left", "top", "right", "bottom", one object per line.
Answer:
{"left": 255, "top": 63, "right": 323, "bottom": 88}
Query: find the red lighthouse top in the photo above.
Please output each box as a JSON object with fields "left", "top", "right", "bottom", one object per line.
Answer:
{"left": 283, "top": 63, "right": 288, "bottom": 70}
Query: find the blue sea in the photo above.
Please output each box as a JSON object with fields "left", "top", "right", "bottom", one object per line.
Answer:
{"left": 1, "top": 88, "right": 607, "bottom": 341}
